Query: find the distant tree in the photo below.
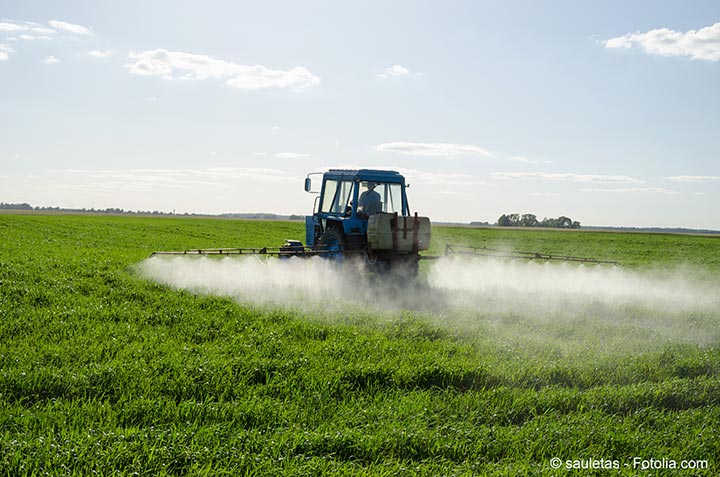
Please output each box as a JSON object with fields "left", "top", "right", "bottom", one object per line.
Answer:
{"left": 521, "top": 213, "right": 539, "bottom": 227}
{"left": 497, "top": 214, "right": 513, "bottom": 226}
{"left": 497, "top": 213, "right": 582, "bottom": 229}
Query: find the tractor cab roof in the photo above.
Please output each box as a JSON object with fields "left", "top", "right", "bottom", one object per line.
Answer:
{"left": 324, "top": 169, "right": 405, "bottom": 184}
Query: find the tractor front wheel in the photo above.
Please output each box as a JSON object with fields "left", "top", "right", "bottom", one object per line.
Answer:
{"left": 318, "top": 227, "right": 344, "bottom": 260}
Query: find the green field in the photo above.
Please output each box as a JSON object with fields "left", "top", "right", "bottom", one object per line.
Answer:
{"left": 1, "top": 214, "right": 719, "bottom": 476}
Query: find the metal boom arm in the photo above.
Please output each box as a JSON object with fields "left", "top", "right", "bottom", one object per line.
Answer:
{"left": 443, "top": 244, "right": 619, "bottom": 265}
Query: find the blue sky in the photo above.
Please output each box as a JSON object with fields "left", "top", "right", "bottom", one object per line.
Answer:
{"left": 1, "top": 0, "right": 719, "bottom": 229}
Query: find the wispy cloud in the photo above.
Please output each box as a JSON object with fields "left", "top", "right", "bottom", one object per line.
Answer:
{"left": 43, "top": 55, "right": 61, "bottom": 65}
{"left": 0, "top": 22, "right": 24, "bottom": 33}
{"left": 0, "top": 19, "right": 93, "bottom": 55}
{"left": 399, "top": 168, "right": 486, "bottom": 186}
{"left": 11, "top": 34, "right": 53, "bottom": 41}
{"left": 0, "top": 43, "right": 14, "bottom": 61}
{"left": 54, "top": 167, "right": 298, "bottom": 193}
{"left": 666, "top": 175, "right": 720, "bottom": 183}
{"left": 326, "top": 164, "right": 486, "bottom": 186}
{"left": 378, "top": 64, "right": 411, "bottom": 79}
{"left": 492, "top": 172, "right": 642, "bottom": 183}
{"left": 48, "top": 20, "right": 92, "bottom": 36}
{"left": 581, "top": 187, "right": 676, "bottom": 194}
{"left": 375, "top": 141, "right": 492, "bottom": 157}
{"left": 605, "top": 22, "right": 720, "bottom": 62}
{"left": 125, "top": 49, "right": 321, "bottom": 91}
{"left": 0, "top": 21, "right": 56, "bottom": 35}
{"left": 87, "top": 49, "right": 112, "bottom": 58}
{"left": 508, "top": 155, "right": 553, "bottom": 165}
{"left": 274, "top": 152, "right": 310, "bottom": 159}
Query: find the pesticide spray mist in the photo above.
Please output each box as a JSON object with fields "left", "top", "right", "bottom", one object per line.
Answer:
{"left": 138, "top": 255, "right": 720, "bottom": 347}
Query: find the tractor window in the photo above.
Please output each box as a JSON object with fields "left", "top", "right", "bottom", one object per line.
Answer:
{"left": 320, "top": 179, "right": 353, "bottom": 215}
{"left": 380, "top": 183, "right": 403, "bottom": 214}
{"left": 358, "top": 181, "right": 404, "bottom": 216}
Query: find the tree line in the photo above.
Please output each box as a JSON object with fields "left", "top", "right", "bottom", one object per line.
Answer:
{"left": 0, "top": 203, "right": 174, "bottom": 215}
{"left": 0, "top": 202, "right": 33, "bottom": 210}
{"left": 497, "top": 213, "right": 581, "bottom": 229}
{"left": 0, "top": 203, "right": 304, "bottom": 221}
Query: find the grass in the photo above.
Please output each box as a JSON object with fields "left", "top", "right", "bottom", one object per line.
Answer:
{"left": 1, "top": 214, "right": 719, "bottom": 475}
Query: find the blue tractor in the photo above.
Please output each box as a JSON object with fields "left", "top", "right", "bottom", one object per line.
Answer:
{"left": 297, "top": 169, "right": 432, "bottom": 274}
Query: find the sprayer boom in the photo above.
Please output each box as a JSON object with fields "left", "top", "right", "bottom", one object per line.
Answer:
{"left": 444, "top": 244, "right": 619, "bottom": 265}
{"left": 151, "top": 247, "right": 283, "bottom": 257}
{"left": 150, "top": 241, "right": 364, "bottom": 258}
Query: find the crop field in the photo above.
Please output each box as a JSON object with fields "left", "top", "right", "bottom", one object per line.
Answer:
{"left": 1, "top": 213, "right": 719, "bottom": 476}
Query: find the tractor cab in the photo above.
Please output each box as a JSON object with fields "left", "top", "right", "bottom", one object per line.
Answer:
{"left": 304, "top": 169, "right": 410, "bottom": 250}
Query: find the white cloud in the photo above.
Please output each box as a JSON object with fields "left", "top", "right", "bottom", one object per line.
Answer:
{"left": 0, "top": 43, "right": 14, "bottom": 61}
{"left": 581, "top": 187, "right": 676, "bottom": 194}
{"left": 492, "top": 172, "right": 642, "bottom": 183}
{"left": 532, "top": 192, "right": 561, "bottom": 197}
{"left": 398, "top": 168, "right": 486, "bottom": 186}
{"left": 43, "top": 55, "right": 61, "bottom": 65}
{"left": 226, "top": 65, "right": 319, "bottom": 90}
{"left": 24, "top": 22, "right": 55, "bottom": 35}
{"left": 88, "top": 49, "right": 112, "bottom": 58}
{"left": 274, "top": 152, "right": 310, "bottom": 159}
{"left": 0, "top": 21, "right": 56, "bottom": 35}
{"left": 509, "top": 155, "right": 553, "bottom": 165}
{"left": 666, "top": 175, "right": 720, "bottom": 183}
{"left": 48, "top": 20, "right": 92, "bottom": 36}
{"left": 125, "top": 49, "right": 321, "bottom": 91}
{"left": 58, "top": 167, "right": 298, "bottom": 193}
{"left": 605, "top": 22, "right": 720, "bottom": 61}
{"left": 0, "top": 22, "right": 24, "bottom": 33}
{"left": 375, "top": 141, "right": 492, "bottom": 157}
{"left": 378, "top": 64, "right": 411, "bottom": 79}
{"left": 324, "top": 164, "right": 485, "bottom": 186}
{"left": 0, "top": 19, "right": 90, "bottom": 57}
